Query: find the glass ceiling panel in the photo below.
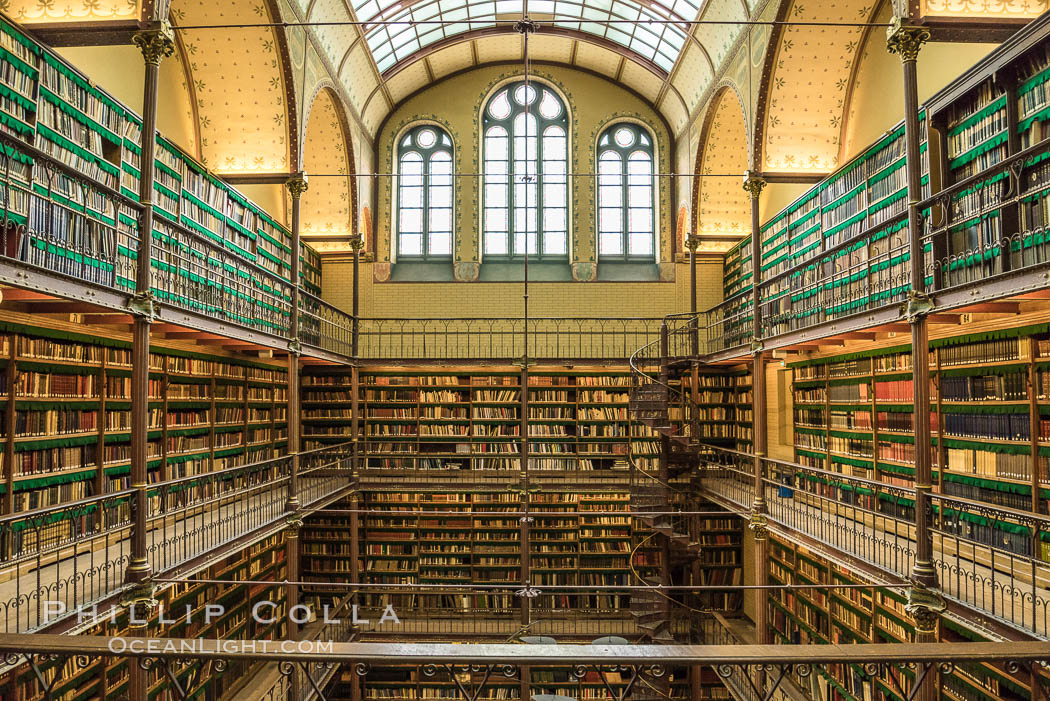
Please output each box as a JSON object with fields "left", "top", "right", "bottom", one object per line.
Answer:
{"left": 355, "top": 0, "right": 696, "bottom": 74}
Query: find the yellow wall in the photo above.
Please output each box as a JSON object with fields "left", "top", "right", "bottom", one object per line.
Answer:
{"left": 842, "top": 4, "right": 997, "bottom": 160}
{"left": 56, "top": 45, "right": 199, "bottom": 159}
{"left": 323, "top": 260, "right": 724, "bottom": 320}
{"left": 373, "top": 64, "right": 676, "bottom": 281}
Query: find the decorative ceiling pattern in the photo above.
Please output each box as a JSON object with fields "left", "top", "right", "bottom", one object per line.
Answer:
{"left": 921, "top": 0, "right": 1047, "bottom": 17}
{"left": 2, "top": 0, "right": 140, "bottom": 21}
{"left": 761, "top": 0, "right": 872, "bottom": 172}
{"left": 171, "top": 0, "right": 291, "bottom": 173}
{"left": 301, "top": 88, "right": 354, "bottom": 248}
{"left": 696, "top": 89, "right": 749, "bottom": 240}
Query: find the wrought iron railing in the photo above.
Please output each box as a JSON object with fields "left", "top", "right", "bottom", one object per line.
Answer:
{"left": 0, "top": 442, "right": 355, "bottom": 634}
{"left": 0, "top": 132, "right": 353, "bottom": 358}
{"left": 300, "top": 291, "right": 355, "bottom": 358}
{"left": 698, "top": 137, "right": 1050, "bottom": 355}
{"left": 357, "top": 317, "right": 664, "bottom": 360}
{"left": 1, "top": 635, "right": 1049, "bottom": 701}
{"left": 695, "top": 443, "right": 1050, "bottom": 638}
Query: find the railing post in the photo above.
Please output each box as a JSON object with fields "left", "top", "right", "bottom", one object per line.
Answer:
{"left": 350, "top": 233, "right": 363, "bottom": 357}
{"left": 124, "top": 23, "right": 174, "bottom": 701}
{"left": 887, "top": 17, "right": 945, "bottom": 661}
{"left": 659, "top": 321, "right": 669, "bottom": 383}
{"left": 686, "top": 234, "right": 700, "bottom": 356}
{"left": 743, "top": 172, "right": 771, "bottom": 656}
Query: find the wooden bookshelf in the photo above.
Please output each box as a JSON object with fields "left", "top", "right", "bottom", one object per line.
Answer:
{"left": 0, "top": 13, "right": 322, "bottom": 312}
{"left": 0, "top": 313, "right": 289, "bottom": 518}
{"left": 766, "top": 534, "right": 1034, "bottom": 701}
{"left": 300, "top": 365, "right": 752, "bottom": 473}
{"left": 1, "top": 532, "right": 288, "bottom": 701}
{"left": 790, "top": 323, "right": 1050, "bottom": 529}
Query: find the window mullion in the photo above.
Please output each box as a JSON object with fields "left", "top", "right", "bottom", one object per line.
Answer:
{"left": 535, "top": 108, "right": 544, "bottom": 260}
{"left": 621, "top": 150, "right": 630, "bottom": 261}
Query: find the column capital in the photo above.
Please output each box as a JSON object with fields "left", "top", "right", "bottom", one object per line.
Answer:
{"left": 905, "top": 582, "right": 946, "bottom": 634}
{"left": 132, "top": 21, "right": 176, "bottom": 66}
{"left": 684, "top": 233, "right": 700, "bottom": 252}
{"left": 286, "top": 172, "right": 310, "bottom": 200}
{"left": 121, "top": 580, "right": 159, "bottom": 628}
{"left": 742, "top": 172, "right": 766, "bottom": 200}
{"left": 747, "top": 512, "right": 769, "bottom": 541}
{"left": 349, "top": 232, "right": 365, "bottom": 251}
{"left": 886, "top": 18, "right": 930, "bottom": 63}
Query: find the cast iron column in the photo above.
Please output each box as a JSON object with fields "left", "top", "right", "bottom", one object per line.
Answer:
{"left": 888, "top": 20, "right": 944, "bottom": 698}
{"left": 125, "top": 22, "right": 175, "bottom": 701}
{"left": 686, "top": 233, "right": 700, "bottom": 355}
{"left": 350, "top": 233, "right": 363, "bottom": 357}
{"left": 743, "top": 173, "right": 770, "bottom": 649}
{"left": 286, "top": 174, "right": 308, "bottom": 514}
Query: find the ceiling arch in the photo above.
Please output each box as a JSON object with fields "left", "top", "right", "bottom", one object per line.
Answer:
{"left": 301, "top": 86, "right": 357, "bottom": 253}
{"left": 354, "top": 0, "right": 705, "bottom": 73}
{"left": 170, "top": 0, "right": 294, "bottom": 173}
{"left": 759, "top": 0, "right": 876, "bottom": 173}
{"left": 693, "top": 86, "right": 749, "bottom": 251}
{"left": 292, "top": 0, "right": 758, "bottom": 141}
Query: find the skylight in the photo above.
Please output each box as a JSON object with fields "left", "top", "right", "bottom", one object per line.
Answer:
{"left": 353, "top": 0, "right": 702, "bottom": 73}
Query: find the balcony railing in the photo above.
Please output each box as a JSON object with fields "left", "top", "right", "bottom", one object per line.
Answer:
{"left": 356, "top": 317, "right": 664, "bottom": 360}
{"left": 695, "top": 443, "right": 1050, "bottom": 638}
{"left": 700, "top": 136, "right": 1050, "bottom": 356}
{"left": 0, "top": 442, "right": 355, "bottom": 634}
{"left": 0, "top": 132, "right": 354, "bottom": 360}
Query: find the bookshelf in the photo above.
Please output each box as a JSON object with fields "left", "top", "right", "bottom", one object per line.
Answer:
{"left": 0, "top": 312, "right": 288, "bottom": 517}
{"left": 300, "top": 366, "right": 752, "bottom": 473}
{"left": 2, "top": 532, "right": 289, "bottom": 701}
{"left": 789, "top": 320, "right": 1050, "bottom": 560}
{"left": 725, "top": 18, "right": 1050, "bottom": 344}
{"left": 0, "top": 13, "right": 323, "bottom": 316}
{"left": 766, "top": 534, "right": 1034, "bottom": 701}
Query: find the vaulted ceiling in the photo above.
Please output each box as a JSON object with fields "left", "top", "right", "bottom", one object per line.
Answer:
{"left": 289, "top": 0, "right": 752, "bottom": 140}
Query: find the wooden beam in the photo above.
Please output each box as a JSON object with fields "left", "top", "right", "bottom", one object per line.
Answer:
{"left": 169, "top": 333, "right": 227, "bottom": 341}
{"left": 153, "top": 323, "right": 191, "bottom": 333}
{"left": 83, "top": 314, "right": 136, "bottom": 325}
{"left": 0, "top": 289, "right": 56, "bottom": 302}
{"left": 926, "top": 314, "right": 962, "bottom": 324}
{"left": 959, "top": 301, "right": 1021, "bottom": 314}
{"left": 876, "top": 323, "right": 913, "bottom": 333}
{"left": 16, "top": 302, "right": 104, "bottom": 313}
{"left": 1016, "top": 291, "right": 1050, "bottom": 300}
{"left": 818, "top": 339, "right": 847, "bottom": 347}
{"left": 835, "top": 332, "right": 877, "bottom": 341}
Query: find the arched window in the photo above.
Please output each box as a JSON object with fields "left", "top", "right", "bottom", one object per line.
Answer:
{"left": 397, "top": 125, "right": 453, "bottom": 260}
{"left": 482, "top": 81, "right": 568, "bottom": 259}
{"left": 597, "top": 123, "right": 655, "bottom": 259}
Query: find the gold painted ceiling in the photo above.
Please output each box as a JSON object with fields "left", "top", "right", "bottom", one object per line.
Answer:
{"left": 170, "top": 0, "right": 291, "bottom": 174}
{"left": 301, "top": 88, "right": 354, "bottom": 248}
{"left": 696, "top": 88, "right": 750, "bottom": 241}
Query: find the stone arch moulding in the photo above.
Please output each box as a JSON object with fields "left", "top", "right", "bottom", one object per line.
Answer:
{"left": 388, "top": 117, "right": 460, "bottom": 266}
{"left": 756, "top": 0, "right": 881, "bottom": 173}
{"left": 267, "top": 0, "right": 303, "bottom": 173}
{"left": 692, "top": 85, "right": 750, "bottom": 253}
{"left": 378, "top": 113, "right": 461, "bottom": 280}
